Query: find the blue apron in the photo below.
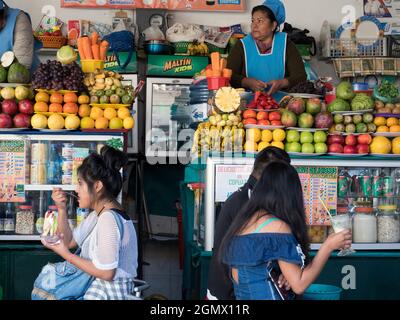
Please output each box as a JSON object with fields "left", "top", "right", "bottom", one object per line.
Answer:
{"left": 0, "top": 8, "right": 41, "bottom": 71}
{"left": 241, "top": 32, "right": 287, "bottom": 100}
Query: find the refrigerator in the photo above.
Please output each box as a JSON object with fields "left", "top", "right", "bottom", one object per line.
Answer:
{"left": 145, "top": 77, "right": 195, "bottom": 161}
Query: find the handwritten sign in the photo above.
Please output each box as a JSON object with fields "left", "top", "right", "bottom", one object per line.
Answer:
{"left": 0, "top": 140, "right": 26, "bottom": 202}
{"left": 215, "top": 164, "right": 253, "bottom": 202}
{"left": 296, "top": 166, "right": 338, "bottom": 226}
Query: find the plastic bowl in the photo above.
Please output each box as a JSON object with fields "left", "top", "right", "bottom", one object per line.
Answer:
{"left": 303, "top": 284, "right": 342, "bottom": 300}
{"left": 81, "top": 60, "right": 105, "bottom": 73}
{"left": 207, "top": 77, "right": 230, "bottom": 90}
{"left": 352, "top": 82, "right": 369, "bottom": 91}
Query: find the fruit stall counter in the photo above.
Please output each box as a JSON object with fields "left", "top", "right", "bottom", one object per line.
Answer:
{"left": 0, "top": 130, "right": 126, "bottom": 299}
{"left": 181, "top": 155, "right": 400, "bottom": 300}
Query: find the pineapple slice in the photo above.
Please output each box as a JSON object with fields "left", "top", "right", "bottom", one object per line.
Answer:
{"left": 214, "top": 87, "right": 241, "bottom": 113}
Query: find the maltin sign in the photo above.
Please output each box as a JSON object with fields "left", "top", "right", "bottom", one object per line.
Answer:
{"left": 147, "top": 55, "right": 209, "bottom": 77}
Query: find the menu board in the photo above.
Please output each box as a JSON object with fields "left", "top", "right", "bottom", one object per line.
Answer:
{"left": 215, "top": 164, "right": 252, "bottom": 202}
{"left": 296, "top": 166, "right": 338, "bottom": 226}
{"left": 61, "top": 0, "right": 245, "bottom": 11}
{"left": 0, "top": 139, "right": 26, "bottom": 202}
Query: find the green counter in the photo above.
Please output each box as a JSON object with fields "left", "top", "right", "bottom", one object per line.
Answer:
{"left": 0, "top": 243, "right": 62, "bottom": 300}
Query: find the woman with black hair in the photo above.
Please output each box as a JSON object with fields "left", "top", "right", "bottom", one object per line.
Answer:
{"left": 227, "top": 0, "right": 306, "bottom": 96}
{"left": 220, "top": 162, "right": 352, "bottom": 300}
{"left": 42, "top": 146, "right": 138, "bottom": 300}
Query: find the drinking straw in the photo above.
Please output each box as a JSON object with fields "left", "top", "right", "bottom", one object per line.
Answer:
{"left": 318, "top": 195, "right": 334, "bottom": 221}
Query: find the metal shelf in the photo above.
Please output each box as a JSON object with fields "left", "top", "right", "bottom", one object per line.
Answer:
{"left": 0, "top": 235, "right": 41, "bottom": 241}
{"left": 311, "top": 243, "right": 400, "bottom": 250}
{"left": 24, "top": 185, "right": 76, "bottom": 191}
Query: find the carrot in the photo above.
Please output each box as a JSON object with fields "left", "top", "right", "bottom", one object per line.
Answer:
{"left": 90, "top": 32, "right": 99, "bottom": 46}
{"left": 222, "top": 68, "right": 232, "bottom": 79}
{"left": 211, "top": 52, "right": 220, "bottom": 72}
{"left": 205, "top": 69, "right": 213, "bottom": 77}
{"left": 81, "top": 36, "right": 93, "bottom": 60}
{"left": 91, "top": 44, "right": 100, "bottom": 60}
{"left": 219, "top": 58, "right": 227, "bottom": 71}
{"left": 99, "top": 40, "right": 109, "bottom": 61}
{"left": 77, "top": 37, "right": 86, "bottom": 60}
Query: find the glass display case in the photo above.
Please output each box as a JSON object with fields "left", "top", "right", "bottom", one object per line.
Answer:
{"left": 0, "top": 131, "right": 125, "bottom": 241}
{"left": 200, "top": 156, "right": 400, "bottom": 251}
{"left": 145, "top": 77, "right": 194, "bottom": 160}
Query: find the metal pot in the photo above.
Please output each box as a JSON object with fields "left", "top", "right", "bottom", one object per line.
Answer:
{"left": 144, "top": 40, "right": 173, "bottom": 55}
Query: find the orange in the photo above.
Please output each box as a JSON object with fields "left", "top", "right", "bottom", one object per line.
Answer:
{"left": 123, "top": 117, "right": 135, "bottom": 129}
{"left": 272, "top": 129, "right": 286, "bottom": 142}
{"left": 390, "top": 125, "right": 400, "bottom": 133}
{"left": 78, "top": 95, "right": 90, "bottom": 105}
{"left": 90, "top": 106, "right": 103, "bottom": 120}
{"left": 244, "top": 141, "right": 258, "bottom": 152}
{"left": 49, "top": 103, "right": 63, "bottom": 113}
{"left": 374, "top": 117, "right": 386, "bottom": 127}
{"left": 377, "top": 125, "right": 390, "bottom": 133}
{"left": 370, "top": 136, "right": 392, "bottom": 154}
{"left": 78, "top": 104, "right": 91, "bottom": 118}
{"left": 104, "top": 108, "right": 117, "bottom": 120}
{"left": 271, "top": 141, "right": 285, "bottom": 150}
{"left": 95, "top": 117, "right": 109, "bottom": 129}
{"left": 63, "top": 102, "right": 79, "bottom": 114}
{"left": 34, "top": 102, "right": 48, "bottom": 112}
{"left": 64, "top": 115, "right": 80, "bottom": 130}
{"left": 50, "top": 93, "right": 63, "bottom": 104}
{"left": 31, "top": 114, "right": 48, "bottom": 129}
{"left": 258, "top": 141, "right": 270, "bottom": 152}
{"left": 35, "top": 92, "right": 50, "bottom": 103}
{"left": 80, "top": 117, "right": 95, "bottom": 129}
{"left": 392, "top": 137, "right": 400, "bottom": 154}
{"left": 246, "top": 128, "right": 261, "bottom": 143}
{"left": 387, "top": 117, "right": 399, "bottom": 127}
{"left": 63, "top": 92, "right": 78, "bottom": 103}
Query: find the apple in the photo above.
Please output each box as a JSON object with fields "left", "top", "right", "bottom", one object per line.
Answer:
{"left": 357, "top": 134, "right": 372, "bottom": 145}
{"left": 243, "top": 118, "right": 257, "bottom": 125}
{"left": 269, "top": 111, "right": 281, "bottom": 121}
{"left": 286, "top": 130, "right": 300, "bottom": 143}
{"left": 18, "top": 99, "right": 34, "bottom": 115}
{"left": 315, "top": 142, "right": 328, "bottom": 153}
{"left": 327, "top": 134, "right": 344, "bottom": 145}
{"left": 0, "top": 113, "right": 13, "bottom": 128}
{"left": 257, "top": 119, "right": 270, "bottom": 126}
{"left": 300, "top": 131, "right": 314, "bottom": 144}
{"left": 270, "top": 120, "right": 282, "bottom": 126}
{"left": 286, "top": 142, "right": 302, "bottom": 153}
{"left": 243, "top": 110, "right": 257, "bottom": 119}
{"left": 344, "top": 145, "right": 357, "bottom": 154}
{"left": 357, "top": 144, "right": 369, "bottom": 154}
{"left": 302, "top": 143, "right": 315, "bottom": 153}
{"left": 1, "top": 99, "right": 18, "bottom": 116}
{"left": 13, "top": 113, "right": 30, "bottom": 128}
{"left": 314, "top": 131, "right": 327, "bottom": 143}
{"left": 328, "top": 143, "right": 344, "bottom": 153}
{"left": 345, "top": 134, "right": 357, "bottom": 146}
{"left": 256, "top": 111, "right": 269, "bottom": 121}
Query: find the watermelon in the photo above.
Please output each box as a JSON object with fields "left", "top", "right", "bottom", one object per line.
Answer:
{"left": 7, "top": 63, "right": 30, "bottom": 84}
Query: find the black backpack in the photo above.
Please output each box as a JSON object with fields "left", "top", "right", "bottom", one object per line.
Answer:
{"left": 282, "top": 23, "right": 317, "bottom": 56}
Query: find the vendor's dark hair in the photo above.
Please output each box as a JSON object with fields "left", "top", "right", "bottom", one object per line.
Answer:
{"left": 252, "top": 146, "right": 290, "bottom": 179}
{"left": 0, "top": 4, "right": 7, "bottom": 31}
{"left": 219, "top": 161, "right": 310, "bottom": 265}
{"left": 77, "top": 145, "right": 128, "bottom": 201}
{"left": 252, "top": 5, "right": 278, "bottom": 32}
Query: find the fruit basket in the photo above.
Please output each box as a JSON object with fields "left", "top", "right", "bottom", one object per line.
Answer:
{"left": 35, "top": 36, "right": 67, "bottom": 49}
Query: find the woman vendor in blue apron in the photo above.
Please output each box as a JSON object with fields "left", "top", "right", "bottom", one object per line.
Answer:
{"left": 0, "top": 0, "right": 41, "bottom": 71}
{"left": 227, "top": 0, "right": 307, "bottom": 99}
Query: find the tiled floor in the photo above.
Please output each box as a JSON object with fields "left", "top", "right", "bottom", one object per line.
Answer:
{"left": 142, "top": 239, "right": 183, "bottom": 300}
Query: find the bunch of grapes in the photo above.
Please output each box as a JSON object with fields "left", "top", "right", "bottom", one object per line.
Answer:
{"left": 32, "top": 60, "right": 85, "bottom": 92}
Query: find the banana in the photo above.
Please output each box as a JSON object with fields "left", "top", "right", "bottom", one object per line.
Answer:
{"left": 95, "top": 78, "right": 105, "bottom": 84}
{"left": 113, "top": 79, "right": 122, "bottom": 88}
{"left": 94, "top": 83, "right": 106, "bottom": 90}
{"left": 105, "top": 78, "right": 114, "bottom": 86}
{"left": 95, "top": 74, "right": 105, "bottom": 79}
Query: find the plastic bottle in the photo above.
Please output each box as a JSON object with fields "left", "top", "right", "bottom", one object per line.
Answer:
{"left": 67, "top": 195, "right": 77, "bottom": 231}
{"left": 0, "top": 203, "right": 5, "bottom": 232}
{"left": 35, "top": 191, "right": 47, "bottom": 234}
{"left": 4, "top": 203, "right": 15, "bottom": 233}
{"left": 47, "top": 143, "right": 62, "bottom": 184}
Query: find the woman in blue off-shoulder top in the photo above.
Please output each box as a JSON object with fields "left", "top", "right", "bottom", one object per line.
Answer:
{"left": 219, "top": 162, "right": 352, "bottom": 300}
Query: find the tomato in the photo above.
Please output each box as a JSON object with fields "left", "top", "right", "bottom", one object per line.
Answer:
{"left": 243, "top": 110, "right": 257, "bottom": 119}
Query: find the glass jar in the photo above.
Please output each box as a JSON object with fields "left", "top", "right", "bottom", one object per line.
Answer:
{"left": 308, "top": 226, "right": 327, "bottom": 243}
{"left": 353, "top": 206, "right": 377, "bottom": 243}
{"left": 15, "top": 205, "right": 35, "bottom": 235}
{"left": 377, "top": 205, "right": 400, "bottom": 243}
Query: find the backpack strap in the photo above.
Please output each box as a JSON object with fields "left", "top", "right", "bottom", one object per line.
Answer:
{"left": 110, "top": 210, "right": 124, "bottom": 241}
